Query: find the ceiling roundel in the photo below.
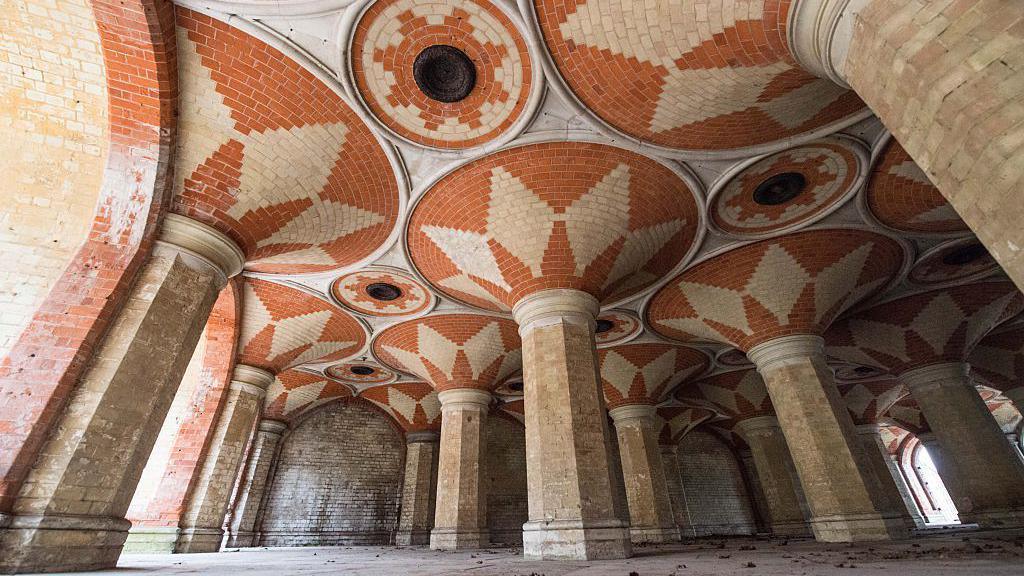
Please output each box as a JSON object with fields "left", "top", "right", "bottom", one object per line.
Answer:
{"left": 594, "top": 310, "right": 642, "bottom": 347}
{"left": 908, "top": 237, "right": 1000, "bottom": 288}
{"left": 407, "top": 141, "right": 702, "bottom": 312}
{"left": 709, "top": 137, "right": 862, "bottom": 238}
{"left": 864, "top": 139, "right": 969, "bottom": 236}
{"left": 331, "top": 268, "right": 435, "bottom": 317}
{"left": 528, "top": 0, "right": 865, "bottom": 153}
{"left": 350, "top": 0, "right": 535, "bottom": 150}
{"left": 171, "top": 9, "right": 402, "bottom": 274}
{"left": 325, "top": 361, "right": 398, "bottom": 385}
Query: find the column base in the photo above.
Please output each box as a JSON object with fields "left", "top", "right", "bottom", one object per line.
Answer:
{"left": 522, "top": 520, "right": 632, "bottom": 560}
{"left": 224, "top": 530, "right": 257, "bottom": 548}
{"left": 0, "top": 513, "right": 131, "bottom": 573}
{"left": 629, "top": 525, "right": 679, "bottom": 544}
{"left": 395, "top": 529, "right": 432, "bottom": 546}
{"left": 429, "top": 528, "right": 488, "bottom": 550}
{"left": 768, "top": 520, "right": 813, "bottom": 538}
{"left": 808, "top": 512, "right": 893, "bottom": 542}
{"left": 174, "top": 527, "right": 224, "bottom": 553}
{"left": 123, "top": 526, "right": 179, "bottom": 553}
{"left": 961, "top": 508, "right": 1024, "bottom": 529}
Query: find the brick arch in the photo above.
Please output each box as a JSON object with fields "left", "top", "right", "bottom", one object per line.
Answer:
{"left": 0, "top": 0, "right": 178, "bottom": 513}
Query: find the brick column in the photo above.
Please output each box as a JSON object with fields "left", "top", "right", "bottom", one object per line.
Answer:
{"left": 609, "top": 405, "right": 679, "bottom": 543}
{"left": 747, "top": 335, "right": 898, "bottom": 542}
{"left": 396, "top": 431, "right": 440, "bottom": 545}
{"left": 659, "top": 443, "right": 692, "bottom": 539}
{"left": 0, "top": 214, "right": 244, "bottom": 573}
{"left": 853, "top": 424, "right": 924, "bottom": 529}
{"left": 174, "top": 366, "right": 272, "bottom": 553}
{"left": 225, "top": 419, "right": 287, "bottom": 548}
{"left": 430, "top": 389, "right": 490, "bottom": 550}
{"left": 513, "top": 289, "right": 631, "bottom": 560}
{"left": 791, "top": 0, "right": 1024, "bottom": 290}
{"left": 733, "top": 416, "right": 811, "bottom": 537}
{"left": 902, "top": 363, "right": 1024, "bottom": 526}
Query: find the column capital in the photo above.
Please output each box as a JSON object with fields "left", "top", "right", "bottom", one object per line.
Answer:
{"left": 437, "top": 388, "right": 492, "bottom": 412}
{"left": 899, "top": 362, "right": 970, "bottom": 393}
{"left": 747, "top": 334, "right": 825, "bottom": 373}
{"left": 406, "top": 430, "right": 441, "bottom": 444}
{"left": 789, "top": 0, "right": 867, "bottom": 87}
{"left": 257, "top": 419, "right": 288, "bottom": 436}
{"left": 157, "top": 213, "right": 245, "bottom": 282}
{"left": 230, "top": 364, "right": 275, "bottom": 398}
{"left": 732, "top": 414, "right": 782, "bottom": 440}
{"left": 608, "top": 404, "right": 657, "bottom": 425}
{"left": 854, "top": 423, "right": 882, "bottom": 436}
{"left": 512, "top": 289, "right": 599, "bottom": 334}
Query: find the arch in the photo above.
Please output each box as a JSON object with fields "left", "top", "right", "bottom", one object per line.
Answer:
{"left": 897, "top": 436, "right": 958, "bottom": 526}
{"left": 677, "top": 428, "right": 758, "bottom": 536}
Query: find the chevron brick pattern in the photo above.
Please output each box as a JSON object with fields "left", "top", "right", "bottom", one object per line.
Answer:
{"left": 237, "top": 279, "right": 366, "bottom": 373}
{"left": 170, "top": 10, "right": 400, "bottom": 274}
{"left": 533, "top": 0, "right": 863, "bottom": 150}
{"left": 361, "top": 381, "right": 441, "bottom": 432}
{"left": 647, "top": 229, "right": 905, "bottom": 350}
{"left": 657, "top": 406, "right": 714, "bottom": 445}
{"left": 352, "top": 0, "right": 532, "bottom": 149}
{"left": 837, "top": 378, "right": 907, "bottom": 425}
{"left": 969, "top": 326, "right": 1024, "bottom": 395}
{"left": 678, "top": 369, "right": 772, "bottom": 421}
{"left": 886, "top": 396, "right": 930, "bottom": 435}
{"left": 408, "top": 142, "right": 700, "bottom": 311}
{"left": 598, "top": 343, "right": 708, "bottom": 409}
{"left": 826, "top": 282, "right": 1024, "bottom": 374}
{"left": 264, "top": 370, "right": 354, "bottom": 421}
{"left": 372, "top": 314, "right": 522, "bottom": 391}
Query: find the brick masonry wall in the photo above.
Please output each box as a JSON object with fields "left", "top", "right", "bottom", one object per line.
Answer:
{"left": 677, "top": 430, "right": 758, "bottom": 536}
{"left": 0, "top": 0, "right": 108, "bottom": 358}
{"left": 485, "top": 413, "right": 527, "bottom": 544}
{"left": 258, "top": 401, "right": 405, "bottom": 546}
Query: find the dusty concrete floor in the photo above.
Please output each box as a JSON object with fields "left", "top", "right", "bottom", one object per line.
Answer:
{"left": 57, "top": 530, "right": 1024, "bottom": 575}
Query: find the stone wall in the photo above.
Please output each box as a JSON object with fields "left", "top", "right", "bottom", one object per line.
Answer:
{"left": 485, "top": 413, "right": 527, "bottom": 544}
{"left": 677, "top": 430, "right": 758, "bottom": 536}
{"left": 258, "top": 401, "right": 405, "bottom": 546}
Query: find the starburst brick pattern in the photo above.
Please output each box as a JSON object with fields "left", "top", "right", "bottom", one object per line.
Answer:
{"left": 170, "top": 10, "right": 400, "bottom": 274}
{"left": 865, "top": 140, "right": 968, "bottom": 235}
{"left": 264, "top": 370, "right": 354, "bottom": 421}
{"left": 595, "top": 311, "right": 642, "bottom": 346}
{"left": 408, "top": 142, "right": 700, "bottom": 311}
{"left": 677, "top": 369, "right": 773, "bottom": 421}
{"left": 361, "top": 381, "right": 442, "bottom": 432}
{"left": 598, "top": 343, "right": 708, "bottom": 409}
{"left": 499, "top": 399, "right": 525, "bottom": 423}
{"left": 647, "top": 229, "right": 905, "bottom": 350}
{"left": 886, "top": 397, "right": 930, "bottom": 435}
{"left": 325, "top": 362, "right": 397, "bottom": 385}
{"left": 351, "top": 0, "right": 532, "bottom": 149}
{"left": 532, "top": 0, "right": 863, "bottom": 151}
{"left": 331, "top": 269, "right": 433, "bottom": 317}
{"left": 908, "top": 239, "right": 999, "bottom": 287}
{"left": 970, "top": 327, "right": 1024, "bottom": 396}
{"left": 657, "top": 406, "right": 715, "bottom": 445}
{"left": 237, "top": 279, "right": 366, "bottom": 373}
{"left": 373, "top": 314, "right": 522, "bottom": 391}
{"left": 826, "top": 282, "right": 1024, "bottom": 374}
{"left": 711, "top": 138, "right": 859, "bottom": 237}
{"left": 837, "top": 378, "right": 907, "bottom": 425}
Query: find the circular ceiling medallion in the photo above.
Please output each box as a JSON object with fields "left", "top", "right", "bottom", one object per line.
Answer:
{"left": 710, "top": 138, "right": 861, "bottom": 237}
{"left": 351, "top": 0, "right": 534, "bottom": 150}
{"left": 833, "top": 363, "right": 887, "bottom": 382}
{"left": 331, "top": 268, "right": 434, "bottom": 317}
{"left": 407, "top": 141, "right": 702, "bottom": 312}
{"left": 594, "top": 310, "right": 642, "bottom": 347}
{"left": 908, "top": 238, "right": 999, "bottom": 287}
{"left": 865, "top": 140, "right": 969, "bottom": 235}
{"left": 531, "top": 0, "right": 865, "bottom": 152}
{"left": 715, "top": 348, "right": 752, "bottom": 368}
{"left": 326, "top": 361, "right": 397, "bottom": 384}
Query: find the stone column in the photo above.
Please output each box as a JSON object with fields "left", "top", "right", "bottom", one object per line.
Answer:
{"left": 747, "top": 335, "right": 896, "bottom": 542}
{"left": 512, "top": 289, "right": 632, "bottom": 560}
{"left": 174, "top": 366, "right": 273, "bottom": 553}
{"left": 660, "top": 444, "right": 692, "bottom": 539}
{"left": 733, "top": 416, "right": 811, "bottom": 537}
{"left": 430, "top": 389, "right": 490, "bottom": 550}
{"left": 225, "top": 419, "right": 287, "bottom": 548}
{"left": 609, "top": 405, "right": 679, "bottom": 543}
{"left": 396, "top": 431, "right": 440, "bottom": 546}
{"left": 854, "top": 424, "right": 925, "bottom": 529}
{"left": 791, "top": 0, "right": 1024, "bottom": 289}
{"left": 0, "top": 214, "right": 244, "bottom": 573}
{"left": 1006, "top": 433, "right": 1024, "bottom": 465}
{"left": 902, "top": 363, "right": 1024, "bottom": 526}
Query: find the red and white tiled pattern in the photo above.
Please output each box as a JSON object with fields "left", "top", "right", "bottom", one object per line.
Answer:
{"left": 678, "top": 369, "right": 772, "bottom": 420}
{"left": 171, "top": 10, "right": 400, "bottom": 274}
{"left": 360, "top": 381, "right": 441, "bottom": 431}
{"left": 532, "top": 0, "right": 864, "bottom": 150}
{"left": 264, "top": 369, "right": 354, "bottom": 421}
{"left": 372, "top": 314, "right": 522, "bottom": 391}
{"left": 408, "top": 142, "right": 700, "bottom": 311}
{"left": 325, "top": 362, "right": 397, "bottom": 384}
{"left": 331, "top": 269, "right": 434, "bottom": 317}
{"left": 886, "top": 396, "right": 930, "bottom": 434}
{"left": 598, "top": 343, "right": 708, "bottom": 409}
{"left": 908, "top": 238, "right": 999, "bottom": 287}
{"left": 237, "top": 279, "right": 366, "bottom": 373}
{"left": 657, "top": 406, "right": 714, "bottom": 445}
{"left": 647, "top": 229, "right": 905, "bottom": 350}
{"left": 837, "top": 378, "right": 907, "bottom": 425}
{"left": 970, "top": 326, "right": 1024, "bottom": 395}
{"left": 711, "top": 138, "right": 858, "bottom": 236}
{"left": 352, "top": 0, "right": 533, "bottom": 149}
